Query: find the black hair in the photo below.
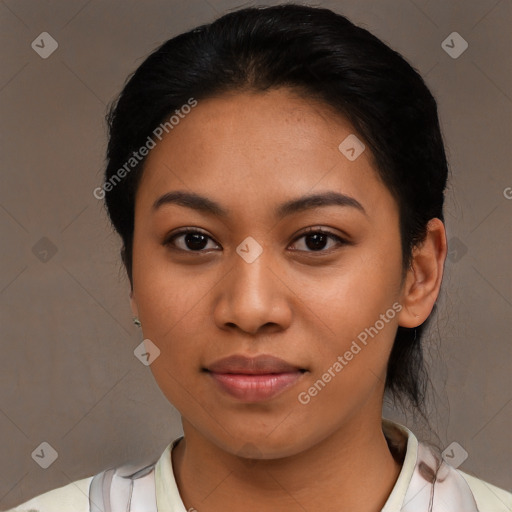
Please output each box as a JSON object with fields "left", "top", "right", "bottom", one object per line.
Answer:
{"left": 102, "top": 3, "right": 448, "bottom": 413}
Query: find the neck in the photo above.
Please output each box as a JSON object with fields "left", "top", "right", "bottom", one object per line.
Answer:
{"left": 172, "top": 412, "right": 403, "bottom": 512}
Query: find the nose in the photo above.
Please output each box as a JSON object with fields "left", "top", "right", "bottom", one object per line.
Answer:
{"left": 213, "top": 246, "right": 293, "bottom": 336}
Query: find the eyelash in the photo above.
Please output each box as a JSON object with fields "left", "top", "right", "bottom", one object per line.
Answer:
{"left": 163, "top": 227, "right": 348, "bottom": 254}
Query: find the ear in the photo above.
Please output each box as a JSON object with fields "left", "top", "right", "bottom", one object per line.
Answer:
{"left": 397, "top": 218, "right": 447, "bottom": 328}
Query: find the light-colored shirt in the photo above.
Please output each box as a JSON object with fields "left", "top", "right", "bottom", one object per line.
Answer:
{"left": 5, "top": 419, "right": 512, "bottom": 511}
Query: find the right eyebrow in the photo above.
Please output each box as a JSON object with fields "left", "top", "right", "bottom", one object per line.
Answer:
{"left": 152, "top": 190, "right": 229, "bottom": 217}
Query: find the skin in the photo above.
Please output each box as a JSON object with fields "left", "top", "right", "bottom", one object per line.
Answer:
{"left": 129, "top": 88, "right": 447, "bottom": 512}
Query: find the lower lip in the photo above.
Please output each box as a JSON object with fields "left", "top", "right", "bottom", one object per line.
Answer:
{"left": 208, "top": 372, "right": 304, "bottom": 402}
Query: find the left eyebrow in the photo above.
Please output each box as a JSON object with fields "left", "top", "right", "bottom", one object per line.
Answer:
{"left": 276, "top": 190, "right": 367, "bottom": 218}
{"left": 152, "top": 190, "right": 366, "bottom": 218}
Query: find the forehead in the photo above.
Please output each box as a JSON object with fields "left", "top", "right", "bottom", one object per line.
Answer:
{"left": 136, "top": 88, "right": 394, "bottom": 220}
{"left": 143, "top": 88, "right": 356, "bottom": 168}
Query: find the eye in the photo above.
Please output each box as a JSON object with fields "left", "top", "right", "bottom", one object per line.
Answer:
{"left": 164, "top": 228, "right": 220, "bottom": 252}
{"left": 163, "top": 227, "right": 348, "bottom": 254}
{"left": 289, "top": 227, "right": 347, "bottom": 253}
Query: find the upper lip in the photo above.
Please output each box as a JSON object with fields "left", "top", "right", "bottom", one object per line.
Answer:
{"left": 206, "top": 354, "right": 304, "bottom": 374}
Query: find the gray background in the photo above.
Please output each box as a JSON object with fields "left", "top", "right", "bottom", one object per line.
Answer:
{"left": 0, "top": 0, "right": 510, "bottom": 509}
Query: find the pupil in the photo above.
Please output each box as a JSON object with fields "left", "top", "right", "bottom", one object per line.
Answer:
{"left": 186, "top": 233, "right": 207, "bottom": 250}
{"left": 306, "top": 233, "right": 327, "bottom": 251}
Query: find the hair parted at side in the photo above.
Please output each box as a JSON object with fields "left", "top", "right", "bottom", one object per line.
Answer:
{"left": 103, "top": 3, "right": 449, "bottom": 414}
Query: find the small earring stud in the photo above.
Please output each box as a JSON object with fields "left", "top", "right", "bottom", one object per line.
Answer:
{"left": 133, "top": 317, "right": 142, "bottom": 327}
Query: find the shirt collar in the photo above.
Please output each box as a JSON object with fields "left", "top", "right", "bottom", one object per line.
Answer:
{"left": 381, "top": 419, "right": 419, "bottom": 511}
{"left": 155, "top": 434, "right": 187, "bottom": 512}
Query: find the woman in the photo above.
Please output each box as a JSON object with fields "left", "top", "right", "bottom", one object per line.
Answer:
{"left": 9, "top": 4, "right": 511, "bottom": 511}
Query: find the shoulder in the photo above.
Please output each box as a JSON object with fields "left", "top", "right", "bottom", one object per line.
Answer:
{"left": 382, "top": 420, "right": 512, "bottom": 512}
{"left": 4, "top": 476, "right": 93, "bottom": 512}
{"left": 457, "top": 470, "right": 512, "bottom": 512}
{"left": 5, "top": 443, "right": 170, "bottom": 512}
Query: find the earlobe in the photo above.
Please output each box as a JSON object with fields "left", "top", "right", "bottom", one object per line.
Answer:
{"left": 397, "top": 218, "right": 447, "bottom": 329}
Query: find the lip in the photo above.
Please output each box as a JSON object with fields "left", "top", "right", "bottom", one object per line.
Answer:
{"left": 209, "top": 372, "right": 304, "bottom": 402}
{"left": 206, "top": 353, "right": 303, "bottom": 374}
{"left": 205, "top": 354, "right": 306, "bottom": 402}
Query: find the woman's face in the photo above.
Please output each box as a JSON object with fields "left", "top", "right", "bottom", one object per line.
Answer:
{"left": 130, "top": 88, "right": 409, "bottom": 457}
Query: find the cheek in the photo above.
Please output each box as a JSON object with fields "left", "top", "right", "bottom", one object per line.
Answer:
{"left": 132, "top": 245, "right": 226, "bottom": 383}
{"left": 136, "top": 281, "right": 207, "bottom": 367}
{"left": 296, "top": 244, "right": 403, "bottom": 394}
{"left": 132, "top": 239, "right": 205, "bottom": 329}
{"left": 303, "top": 244, "right": 402, "bottom": 336}
{"left": 295, "top": 285, "right": 400, "bottom": 424}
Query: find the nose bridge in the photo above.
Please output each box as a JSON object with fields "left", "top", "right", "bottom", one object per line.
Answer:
{"left": 214, "top": 236, "right": 290, "bottom": 333}
{"left": 231, "top": 236, "right": 276, "bottom": 303}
